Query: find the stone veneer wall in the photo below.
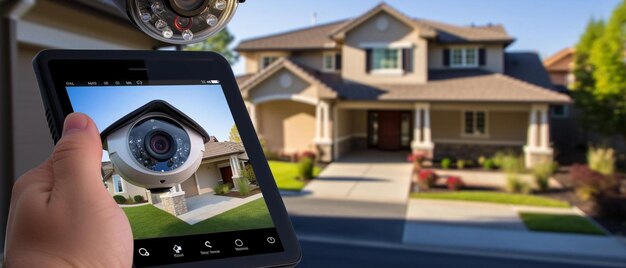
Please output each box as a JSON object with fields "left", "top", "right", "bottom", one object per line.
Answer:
{"left": 434, "top": 143, "right": 523, "bottom": 161}
{"left": 160, "top": 192, "right": 188, "bottom": 216}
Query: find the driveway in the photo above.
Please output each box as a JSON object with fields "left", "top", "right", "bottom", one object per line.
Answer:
{"left": 301, "top": 150, "right": 413, "bottom": 203}
{"left": 155, "top": 192, "right": 263, "bottom": 224}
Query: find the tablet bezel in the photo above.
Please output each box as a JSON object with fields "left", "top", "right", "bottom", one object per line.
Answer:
{"left": 33, "top": 49, "right": 301, "bottom": 268}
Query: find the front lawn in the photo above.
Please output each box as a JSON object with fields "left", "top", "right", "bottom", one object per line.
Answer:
{"left": 269, "top": 160, "right": 322, "bottom": 191}
{"left": 411, "top": 191, "right": 570, "bottom": 208}
{"left": 123, "top": 199, "right": 274, "bottom": 240}
{"left": 520, "top": 212, "right": 606, "bottom": 235}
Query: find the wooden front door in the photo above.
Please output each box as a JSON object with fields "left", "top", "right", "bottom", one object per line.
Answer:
{"left": 368, "top": 110, "right": 412, "bottom": 151}
{"left": 220, "top": 167, "right": 234, "bottom": 186}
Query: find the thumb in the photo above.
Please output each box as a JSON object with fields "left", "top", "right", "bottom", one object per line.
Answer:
{"left": 50, "top": 113, "right": 107, "bottom": 202}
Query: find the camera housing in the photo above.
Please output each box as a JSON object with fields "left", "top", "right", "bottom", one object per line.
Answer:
{"left": 111, "top": 0, "right": 244, "bottom": 44}
{"left": 101, "top": 100, "right": 210, "bottom": 193}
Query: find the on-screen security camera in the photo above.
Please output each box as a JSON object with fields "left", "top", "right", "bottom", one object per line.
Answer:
{"left": 101, "top": 100, "right": 210, "bottom": 193}
{"left": 110, "top": 0, "right": 245, "bottom": 44}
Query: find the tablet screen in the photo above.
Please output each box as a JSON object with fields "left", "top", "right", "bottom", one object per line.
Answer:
{"left": 64, "top": 79, "right": 284, "bottom": 267}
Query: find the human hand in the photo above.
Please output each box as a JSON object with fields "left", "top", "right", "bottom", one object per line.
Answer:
{"left": 5, "top": 113, "right": 133, "bottom": 267}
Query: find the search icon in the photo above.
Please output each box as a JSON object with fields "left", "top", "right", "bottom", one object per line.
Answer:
{"left": 138, "top": 248, "right": 150, "bottom": 257}
{"left": 204, "top": 241, "right": 212, "bottom": 248}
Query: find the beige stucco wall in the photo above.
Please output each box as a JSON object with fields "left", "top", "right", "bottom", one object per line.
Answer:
{"left": 258, "top": 101, "right": 317, "bottom": 153}
{"left": 195, "top": 163, "right": 221, "bottom": 194}
{"left": 105, "top": 175, "right": 148, "bottom": 200}
{"left": 248, "top": 68, "right": 319, "bottom": 103}
{"left": 242, "top": 51, "right": 291, "bottom": 74}
{"left": 428, "top": 43, "right": 505, "bottom": 73}
{"left": 342, "top": 12, "right": 428, "bottom": 84}
{"left": 431, "top": 109, "right": 528, "bottom": 144}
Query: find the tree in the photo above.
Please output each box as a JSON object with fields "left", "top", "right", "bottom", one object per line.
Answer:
{"left": 588, "top": 0, "right": 626, "bottom": 137}
{"left": 185, "top": 27, "right": 238, "bottom": 65}
{"left": 571, "top": 18, "right": 605, "bottom": 130}
{"left": 228, "top": 124, "right": 241, "bottom": 143}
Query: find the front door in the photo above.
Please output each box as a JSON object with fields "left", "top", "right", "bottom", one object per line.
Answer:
{"left": 368, "top": 110, "right": 412, "bottom": 150}
{"left": 220, "top": 167, "right": 234, "bottom": 186}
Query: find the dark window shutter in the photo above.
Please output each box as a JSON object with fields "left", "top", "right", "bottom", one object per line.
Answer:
{"left": 479, "top": 48, "right": 486, "bottom": 66}
{"left": 335, "top": 54, "right": 342, "bottom": 70}
{"left": 443, "top": 48, "right": 450, "bottom": 67}
{"left": 365, "top": 49, "right": 373, "bottom": 73}
{"left": 402, "top": 48, "right": 413, "bottom": 72}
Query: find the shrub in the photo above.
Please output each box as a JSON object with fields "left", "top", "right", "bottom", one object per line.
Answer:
{"left": 297, "top": 157, "right": 315, "bottom": 180}
{"left": 478, "top": 156, "right": 487, "bottom": 166}
{"left": 214, "top": 183, "right": 232, "bottom": 195}
{"left": 456, "top": 159, "right": 466, "bottom": 169}
{"left": 300, "top": 151, "right": 317, "bottom": 161}
{"left": 447, "top": 176, "right": 464, "bottom": 191}
{"left": 441, "top": 158, "right": 452, "bottom": 169}
{"left": 533, "top": 161, "right": 557, "bottom": 192}
{"left": 133, "top": 195, "right": 145, "bottom": 203}
{"left": 235, "top": 177, "right": 251, "bottom": 196}
{"left": 570, "top": 164, "right": 618, "bottom": 201}
{"left": 588, "top": 147, "right": 615, "bottom": 176}
{"left": 483, "top": 158, "right": 496, "bottom": 170}
{"left": 113, "top": 195, "right": 127, "bottom": 204}
{"left": 506, "top": 174, "right": 530, "bottom": 194}
{"left": 499, "top": 153, "right": 525, "bottom": 174}
{"left": 241, "top": 165, "right": 257, "bottom": 185}
{"left": 418, "top": 170, "right": 438, "bottom": 189}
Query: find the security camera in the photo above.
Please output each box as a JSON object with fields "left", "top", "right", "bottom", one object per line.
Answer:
{"left": 101, "top": 100, "right": 210, "bottom": 193}
{"left": 111, "top": 0, "right": 245, "bottom": 44}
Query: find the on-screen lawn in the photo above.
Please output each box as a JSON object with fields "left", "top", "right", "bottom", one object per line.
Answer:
{"left": 269, "top": 160, "right": 322, "bottom": 191}
{"left": 520, "top": 212, "right": 606, "bottom": 235}
{"left": 411, "top": 191, "right": 570, "bottom": 208}
{"left": 123, "top": 199, "right": 274, "bottom": 240}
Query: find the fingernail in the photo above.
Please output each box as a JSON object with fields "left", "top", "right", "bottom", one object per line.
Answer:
{"left": 63, "top": 113, "right": 89, "bottom": 135}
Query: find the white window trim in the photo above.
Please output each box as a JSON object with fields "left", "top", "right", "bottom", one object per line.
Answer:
{"left": 450, "top": 47, "right": 479, "bottom": 68}
{"left": 260, "top": 55, "right": 279, "bottom": 70}
{"left": 322, "top": 52, "right": 337, "bottom": 73}
{"left": 113, "top": 175, "right": 126, "bottom": 194}
{"left": 550, "top": 105, "right": 570, "bottom": 119}
{"left": 461, "top": 110, "right": 489, "bottom": 138}
{"left": 359, "top": 41, "right": 413, "bottom": 49}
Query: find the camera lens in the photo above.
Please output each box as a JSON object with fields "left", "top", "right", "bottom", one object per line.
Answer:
{"left": 145, "top": 130, "right": 176, "bottom": 161}
{"left": 169, "top": 0, "right": 209, "bottom": 17}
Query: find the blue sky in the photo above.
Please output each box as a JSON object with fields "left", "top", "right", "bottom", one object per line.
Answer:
{"left": 227, "top": 0, "right": 621, "bottom": 75}
{"left": 67, "top": 85, "right": 236, "bottom": 161}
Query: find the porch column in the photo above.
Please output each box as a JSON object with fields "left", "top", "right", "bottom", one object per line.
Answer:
{"left": 524, "top": 104, "right": 553, "bottom": 168}
{"left": 229, "top": 154, "right": 242, "bottom": 179}
{"left": 411, "top": 103, "right": 434, "bottom": 158}
{"left": 315, "top": 100, "right": 333, "bottom": 162}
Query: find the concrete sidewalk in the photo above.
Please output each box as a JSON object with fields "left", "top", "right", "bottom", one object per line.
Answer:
{"left": 403, "top": 199, "right": 626, "bottom": 262}
{"left": 301, "top": 151, "right": 412, "bottom": 203}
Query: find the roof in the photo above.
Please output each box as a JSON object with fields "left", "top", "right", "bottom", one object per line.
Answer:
{"left": 505, "top": 52, "right": 555, "bottom": 89}
{"left": 243, "top": 55, "right": 570, "bottom": 104}
{"left": 202, "top": 137, "right": 247, "bottom": 160}
{"left": 543, "top": 47, "right": 574, "bottom": 72}
{"left": 235, "top": 3, "right": 513, "bottom": 51}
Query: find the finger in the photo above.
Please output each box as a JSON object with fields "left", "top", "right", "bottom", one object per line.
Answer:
{"left": 49, "top": 113, "right": 108, "bottom": 205}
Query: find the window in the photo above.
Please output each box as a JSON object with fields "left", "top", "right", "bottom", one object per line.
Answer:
{"left": 323, "top": 52, "right": 336, "bottom": 72}
{"left": 463, "top": 111, "right": 488, "bottom": 136}
{"left": 113, "top": 175, "right": 125, "bottom": 193}
{"left": 260, "top": 56, "right": 278, "bottom": 70}
{"left": 450, "top": 48, "right": 479, "bottom": 67}
{"left": 372, "top": 48, "right": 401, "bottom": 71}
{"left": 551, "top": 105, "right": 570, "bottom": 118}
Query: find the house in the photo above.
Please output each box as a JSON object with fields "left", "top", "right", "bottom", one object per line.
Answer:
{"left": 544, "top": 47, "right": 575, "bottom": 92}
{"left": 102, "top": 137, "right": 250, "bottom": 204}
{"left": 234, "top": 3, "right": 571, "bottom": 167}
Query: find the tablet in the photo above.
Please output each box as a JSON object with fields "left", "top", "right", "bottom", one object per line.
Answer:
{"left": 33, "top": 50, "right": 301, "bottom": 268}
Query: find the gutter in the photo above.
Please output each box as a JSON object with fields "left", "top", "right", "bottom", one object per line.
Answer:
{"left": 0, "top": 0, "right": 36, "bottom": 258}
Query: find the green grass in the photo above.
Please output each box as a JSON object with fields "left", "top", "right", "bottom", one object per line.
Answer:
{"left": 269, "top": 161, "right": 322, "bottom": 191}
{"left": 411, "top": 191, "right": 570, "bottom": 208}
{"left": 520, "top": 212, "right": 606, "bottom": 235}
{"left": 123, "top": 199, "right": 274, "bottom": 240}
